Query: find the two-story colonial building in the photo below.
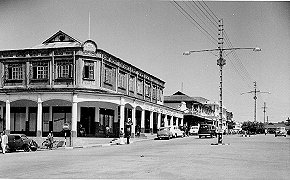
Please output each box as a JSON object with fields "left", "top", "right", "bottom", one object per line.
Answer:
{"left": 164, "top": 91, "right": 217, "bottom": 127}
{"left": 0, "top": 31, "right": 183, "bottom": 141}
{"left": 164, "top": 91, "right": 231, "bottom": 132}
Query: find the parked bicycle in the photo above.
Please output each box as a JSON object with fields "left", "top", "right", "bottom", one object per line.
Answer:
{"left": 41, "top": 139, "right": 64, "bottom": 149}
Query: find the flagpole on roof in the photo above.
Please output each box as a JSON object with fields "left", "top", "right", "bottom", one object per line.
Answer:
{"left": 88, "top": 12, "right": 91, "bottom": 39}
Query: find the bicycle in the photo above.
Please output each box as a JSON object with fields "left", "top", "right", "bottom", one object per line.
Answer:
{"left": 41, "top": 139, "right": 64, "bottom": 149}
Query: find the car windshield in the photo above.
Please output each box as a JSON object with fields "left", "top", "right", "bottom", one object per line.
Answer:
{"left": 159, "top": 127, "right": 168, "bottom": 131}
{"left": 200, "top": 125, "right": 209, "bottom": 129}
{"left": 21, "top": 134, "right": 28, "bottom": 140}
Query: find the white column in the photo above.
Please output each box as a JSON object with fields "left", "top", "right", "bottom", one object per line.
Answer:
{"left": 181, "top": 118, "right": 184, "bottom": 126}
{"left": 141, "top": 109, "right": 145, "bottom": 133}
{"left": 25, "top": 107, "right": 29, "bottom": 132}
{"left": 170, "top": 115, "right": 173, "bottom": 127}
{"left": 131, "top": 106, "right": 136, "bottom": 137}
{"left": 37, "top": 97, "right": 43, "bottom": 137}
{"left": 95, "top": 107, "right": 99, "bottom": 123}
{"left": 71, "top": 94, "right": 78, "bottom": 137}
{"left": 120, "top": 104, "right": 125, "bottom": 134}
{"left": 149, "top": 111, "right": 153, "bottom": 134}
{"left": 157, "top": 112, "right": 161, "bottom": 129}
{"left": 5, "top": 100, "right": 10, "bottom": 134}
{"left": 164, "top": 114, "right": 168, "bottom": 127}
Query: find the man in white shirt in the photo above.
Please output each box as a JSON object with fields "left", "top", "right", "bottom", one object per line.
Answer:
{"left": 1, "top": 131, "right": 8, "bottom": 154}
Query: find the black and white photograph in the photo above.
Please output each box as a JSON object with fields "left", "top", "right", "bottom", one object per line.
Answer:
{"left": 0, "top": 0, "right": 289, "bottom": 179}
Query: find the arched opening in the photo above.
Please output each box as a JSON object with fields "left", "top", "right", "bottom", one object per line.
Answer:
{"left": 43, "top": 99, "right": 71, "bottom": 137}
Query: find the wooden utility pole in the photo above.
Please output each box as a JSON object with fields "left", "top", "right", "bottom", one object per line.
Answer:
{"left": 241, "top": 82, "right": 270, "bottom": 122}
{"left": 262, "top": 102, "right": 267, "bottom": 124}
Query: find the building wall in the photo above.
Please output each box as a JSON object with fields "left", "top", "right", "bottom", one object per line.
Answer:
{"left": 0, "top": 32, "right": 181, "bottom": 140}
{"left": 0, "top": 48, "right": 165, "bottom": 105}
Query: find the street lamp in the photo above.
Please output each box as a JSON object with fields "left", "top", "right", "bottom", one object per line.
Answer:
{"left": 183, "top": 46, "right": 261, "bottom": 145}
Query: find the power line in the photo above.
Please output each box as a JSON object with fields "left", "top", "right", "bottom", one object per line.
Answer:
{"left": 192, "top": 1, "right": 219, "bottom": 27}
{"left": 197, "top": 0, "right": 220, "bottom": 26}
{"left": 170, "top": 1, "right": 218, "bottom": 45}
{"left": 174, "top": 0, "right": 262, "bottom": 108}
{"left": 184, "top": 1, "right": 218, "bottom": 37}
{"left": 187, "top": 1, "right": 218, "bottom": 30}
{"left": 241, "top": 81, "right": 270, "bottom": 122}
{"left": 197, "top": 1, "right": 256, "bottom": 92}
{"left": 201, "top": 0, "right": 220, "bottom": 22}
{"left": 223, "top": 31, "right": 254, "bottom": 89}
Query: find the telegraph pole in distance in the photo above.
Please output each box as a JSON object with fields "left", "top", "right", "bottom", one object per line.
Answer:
{"left": 183, "top": 19, "right": 261, "bottom": 145}
{"left": 241, "top": 82, "right": 270, "bottom": 122}
{"left": 262, "top": 102, "right": 267, "bottom": 124}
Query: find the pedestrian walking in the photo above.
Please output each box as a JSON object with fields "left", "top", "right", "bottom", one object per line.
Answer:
{"left": 119, "top": 128, "right": 125, "bottom": 145}
{"left": 1, "top": 132, "right": 8, "bottom": 154}
{"left": 47, "top": 131, "right": 54, "bottom": 149}
{"left": 185, "top": 125, "right": 189, "bottom": 137}
{"left": 105, "top": 126, "right": 110, "bottom": 138}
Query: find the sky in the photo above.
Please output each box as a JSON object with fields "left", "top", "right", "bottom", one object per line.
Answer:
{"left": 0, "top": 0, "right": 289, "bottom": 123}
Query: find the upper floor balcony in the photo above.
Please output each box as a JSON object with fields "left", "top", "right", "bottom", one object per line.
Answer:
{"left": 0, "top": 30, "right": 165, "bottom": 105}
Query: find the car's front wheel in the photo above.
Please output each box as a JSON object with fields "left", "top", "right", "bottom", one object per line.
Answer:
{"left": 23, "top": 145, "right": 31, "bottom": 152}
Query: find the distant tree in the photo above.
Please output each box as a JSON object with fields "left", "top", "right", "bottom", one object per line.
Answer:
{"left": 242, "top": 121, "right": 265, "bottom": 134}
{"left": 227, "top": 120, "right": 235, "bottom": 130}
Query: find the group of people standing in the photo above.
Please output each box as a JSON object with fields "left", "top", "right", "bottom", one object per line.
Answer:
{"left": 0, "top": 131, "right": 8, "bottom": 154}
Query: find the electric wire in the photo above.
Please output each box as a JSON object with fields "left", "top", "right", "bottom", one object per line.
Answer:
{"left": 201, "top": 0, "right": 220, "bottom": 22}
{"left": 183, "top": 1, "right": 218, "bottom": 37}
{"left": 223, "top": 31, "right": 254, "bottom": 89}
{"left": 170, "top": 1, "right": 218, "bottom": 46}
{"left": 196, "top": 0, "right": 219, "bottom": 26}
{"left": 172, "top": 0, "right": 263, "bottom": 115}
{"left": 199, "top": 1, "right": 265, "bottom": 117}
{"left": 187, "top": 1, "right": 219, "bottom": 31}
{"left": 191, "top": 0, "right": 219, "bottom": 27}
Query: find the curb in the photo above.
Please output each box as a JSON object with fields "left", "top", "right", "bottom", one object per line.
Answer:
{"left": 42, "top": 137, "right": 156, "bottom": 150}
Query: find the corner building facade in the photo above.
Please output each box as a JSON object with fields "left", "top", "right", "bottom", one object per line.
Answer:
{"left": 0, "top": 31, "right": 183, "bottom": 139}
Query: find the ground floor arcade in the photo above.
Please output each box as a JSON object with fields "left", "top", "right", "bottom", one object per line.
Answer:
{"left": 0, "top": 91, "right": 183, "bottom": 139}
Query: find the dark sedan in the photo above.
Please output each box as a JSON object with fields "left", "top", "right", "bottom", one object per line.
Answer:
{"left": 6, "top": 134, "right": 38, "bottom": 152}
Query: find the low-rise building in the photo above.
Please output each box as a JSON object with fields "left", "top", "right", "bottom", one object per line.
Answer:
{"left": 164, "top": 91, "right": 217, "bottom": 127}
{"left": 0, "top": 30, "right": 183, "bottom": 141}
{"left": 164, "top": 91, "right": 232, "bottom": 133}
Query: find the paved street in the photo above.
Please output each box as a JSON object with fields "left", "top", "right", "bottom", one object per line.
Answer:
{"left": 0, "top": 134, "right": 289, "bottom": 179}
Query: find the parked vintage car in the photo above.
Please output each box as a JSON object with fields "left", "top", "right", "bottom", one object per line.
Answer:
{"left": 189, "top": 126, "right": 199, "bottom": 135}
{"left": 275, "top": 127, "right": 287, "bottom": 137}
{"left": 157, "top": 127, "right": 173, "bottom": 140}
{"left": 6, "top": 134, "right": 38, "bottom": 152}
{"left": 173, "top": 126, "right": 184, "bottom": 138}
{"left": 198, "top": 124, "right": 216, "bottom": 138}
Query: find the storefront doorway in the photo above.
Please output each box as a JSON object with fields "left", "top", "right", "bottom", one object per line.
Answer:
{"left": 80, "top": 107, "right": 95, "bottom": 137}
{"left": 99, "top": 108, "right": 114, "bottom": 137}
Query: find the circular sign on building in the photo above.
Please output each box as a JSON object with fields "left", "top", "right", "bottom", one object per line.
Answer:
{"left": 83, "top": 40, "right": 97, "bottom": 53}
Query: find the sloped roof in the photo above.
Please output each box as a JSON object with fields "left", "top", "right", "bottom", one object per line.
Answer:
{"left": 31, "top": 30, "right": 82, "bottom": 49}
{"left": 164, "top": 91, "right": 209, "bottom": 104}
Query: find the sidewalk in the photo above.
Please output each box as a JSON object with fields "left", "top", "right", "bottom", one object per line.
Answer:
{"left": 34, "top": 133, "right": 157, "bottom": 150}
{"left": 73, "top": 133, "right": 157, "bottom": 148}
